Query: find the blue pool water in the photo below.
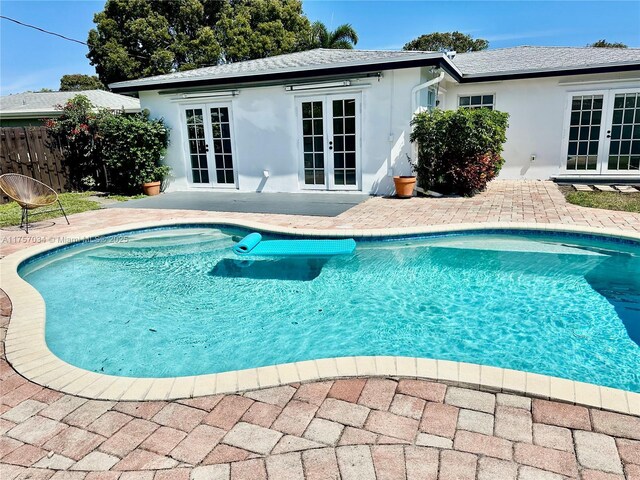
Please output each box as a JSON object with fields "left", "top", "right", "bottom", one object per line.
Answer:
{"left": 19, "top": 226, "right": 640, "bottom": 392}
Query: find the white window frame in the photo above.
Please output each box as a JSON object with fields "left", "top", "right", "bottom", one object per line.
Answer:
{"left": 458, "top": 93, "right": 495, "bottom": 110}
{"left": 295, "top": 93, "right": 362, "bottom": 191}
{"left": 559, "top": 87, "right": 640, "bottom": 177}
{"left": 179, "top": 102, "right": 239, "bottom": 189}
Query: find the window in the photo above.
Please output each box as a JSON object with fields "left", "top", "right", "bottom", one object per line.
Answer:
{"left": 566, "top": 95, "right": 603, "bottom": 171}
{"left": 459, "top": 94, "right": 494, "bottom": 110}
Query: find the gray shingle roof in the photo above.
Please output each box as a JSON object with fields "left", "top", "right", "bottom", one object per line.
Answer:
{"left": 0, "top": 90, "right": 140, "bottom": 116}
{"left": 452, "top": 46, "right": 640, "bottom": 77}
{"left": 109, "top": 48, "right": 447, "bottom": 89}
{"left": 108, "top": 46, "right": 640, "bottom": 91}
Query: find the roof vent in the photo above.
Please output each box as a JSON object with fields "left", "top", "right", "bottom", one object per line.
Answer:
{"left": 445, "top": 50, "right": 457, "bottom": 60}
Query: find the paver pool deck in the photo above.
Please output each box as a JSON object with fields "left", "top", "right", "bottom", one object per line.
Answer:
{"left": 1, "top": 180, "right": 640, "bottom": 479}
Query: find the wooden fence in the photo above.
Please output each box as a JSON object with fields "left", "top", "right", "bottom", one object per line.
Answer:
{"left": 0, "top": 127, "right": 69, "bottom": 203}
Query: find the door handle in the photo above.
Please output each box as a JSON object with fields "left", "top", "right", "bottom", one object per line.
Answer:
{"left": 205, "top": 144, "right": 210, "bottom": 152}
{"left": 329, "top": 140, "right": 333, "bottom": 150}
{"left": 606, "top": 130, "right": 611, "bottom": 139}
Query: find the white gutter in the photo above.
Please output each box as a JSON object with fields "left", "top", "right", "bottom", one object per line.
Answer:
{"left": 411, "top": 71, "right": 445, "bottom": 113}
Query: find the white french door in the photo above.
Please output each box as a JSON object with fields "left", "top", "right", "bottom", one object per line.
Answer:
{"left": 562, "top": 89, "right": 640, "bottom": 175}
{"left": 297, "top": 94, "right": 361, "bottom": 190}
{"left": 182, "top": 104, "right": 237, "bottom": 188}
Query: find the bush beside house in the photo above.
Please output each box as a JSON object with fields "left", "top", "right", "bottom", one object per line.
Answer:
{"left": 45, "top": 95, "right": 169, "bottom": 194}
{"left": 410, "top": 108, "right": 509, "bottom": 196}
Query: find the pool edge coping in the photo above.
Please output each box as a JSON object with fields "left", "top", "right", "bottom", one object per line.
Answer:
{"left": 2, "top": 218, "right": 639, "bottom": 416}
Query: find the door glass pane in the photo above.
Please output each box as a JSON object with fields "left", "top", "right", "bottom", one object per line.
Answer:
{"left": 210, "top": 107, "right": 234, "bottom": 184}
{"left": 332, "top": 99, "right": 357, "bottom": 186}
{"left": 185, "top": 108, "right": 209, "bottom": 183}
{"left": 608, "top": 93, "right": 640, "bottom": 171}
{"left": 301, "top": 101, "right": 325, "bottom": 185}
{"left": 565, "top": 95, "right": 602, "bottom": 171}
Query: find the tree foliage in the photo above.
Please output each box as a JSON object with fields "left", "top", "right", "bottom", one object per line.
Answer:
{"left": 217, "top": 0, "right": 311, "bottom": 62}
{"left": 410, "top": 108, "right": 509, "bottom": 196}
{"left": 588, "top": 39, "right": 628, "bottom": 48}
{"left": 45, "top": 95, "right": 169, "bottom": 193}
{"left": 87, "top": 0, "right": 312, "bottom": 85}
{"left": 60, "top": 74, "right": 105, "bottom": 91}
{"left": 403, "top": 31, "right": 488, "bottom": 53}
{"left": 307, "top": 21, "right": 358, "bottom": 49}
{"left": 44, "top": 95, "right": 102, "bottom": 190}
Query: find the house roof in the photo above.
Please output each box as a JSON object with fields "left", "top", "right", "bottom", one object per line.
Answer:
{"left": 109, "top": 49, "right": 454, "bottom": 91}
{"left": 452, "top": 46, "right": 640, "bottom": 79}
{"left": 109, "top": 46, "right": 640, "bottom": 92}
{"left": 0, "top": 90, "right": 141, "bottom": 118}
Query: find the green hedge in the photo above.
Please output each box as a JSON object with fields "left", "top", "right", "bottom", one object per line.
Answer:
{"left": 99, "top": 112, "right": 169, "bottom": 193}
{"left": 410, "top": 108, "right": 509, "bottom": 196}
{"left": 46, "top": 95, "right": 170, "bottom": 194}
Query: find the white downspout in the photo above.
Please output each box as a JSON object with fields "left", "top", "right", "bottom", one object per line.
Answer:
{"left": 411, "top": 71, "right": 445, "bottom": 114}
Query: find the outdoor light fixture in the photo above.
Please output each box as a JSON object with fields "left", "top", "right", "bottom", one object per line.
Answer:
{"left": 179, "top": 90, "right": 239, "bottom": 99}
{"left": 284, "top": 80, "right": 352, "bottom": 91}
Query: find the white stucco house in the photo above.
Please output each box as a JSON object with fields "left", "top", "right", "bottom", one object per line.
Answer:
{"left": 110, "top": 46, "right": 640, "bottom": 195}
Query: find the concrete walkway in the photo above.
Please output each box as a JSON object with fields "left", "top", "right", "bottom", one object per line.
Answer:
{"left": 1, "top": 181, "right": 640, "bottom": 479}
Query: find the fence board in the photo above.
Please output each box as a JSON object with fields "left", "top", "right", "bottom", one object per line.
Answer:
{"left": 0, "top": 126, "right": 69, "bottom": 203}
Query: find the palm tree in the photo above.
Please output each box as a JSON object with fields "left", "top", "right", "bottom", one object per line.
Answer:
{"left": 309, "top": 21, "right": 358, "bottom": 49}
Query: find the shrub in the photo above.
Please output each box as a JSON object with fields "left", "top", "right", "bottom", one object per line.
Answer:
{"left": 98, "top": 111, "right": 170, "bottom": 194}
{"left": 44, "top": 95, "right": 102, "bottom": 190}
{"left": 45, "top": 95, "right": 170, "bottom": 194}
{"left": 410, "top": 108, "right": 509, "bottom": 196}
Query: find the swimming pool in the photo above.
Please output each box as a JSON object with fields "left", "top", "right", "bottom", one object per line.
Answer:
{"left": 18, "top": 226, "right": 640, "bottom": 392}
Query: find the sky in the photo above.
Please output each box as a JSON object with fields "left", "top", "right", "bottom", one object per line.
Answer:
{"left": 1, "top": 0, "right": 639, "bottom": 95}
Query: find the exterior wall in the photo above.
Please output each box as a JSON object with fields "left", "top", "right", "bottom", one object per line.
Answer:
{"left": 139, "top": 69, "right": 640, "bottom": 193}
{"left": 442, "top": 71, "right": 640, "bottom": 179}
{"left": 139, "top": 68, "right": 424, "bottom": 195}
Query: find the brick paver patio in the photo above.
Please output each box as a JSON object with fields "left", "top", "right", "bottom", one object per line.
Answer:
{"left": 2, "top": 181, "right": 640, "bottom": 479}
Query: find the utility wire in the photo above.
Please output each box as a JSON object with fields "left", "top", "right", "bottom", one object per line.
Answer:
{"left": 0, "top": 14, "right": 150, "bottom": 62}
{"left": 0, "top": 15, "right": 88, "bottom": 46}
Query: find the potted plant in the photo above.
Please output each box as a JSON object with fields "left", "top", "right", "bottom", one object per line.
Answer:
{"left": 142, "top": 165, "right": 170, "bottom": 196}
{"left": 393, "top": 154, "right": 417, "bottom": 198}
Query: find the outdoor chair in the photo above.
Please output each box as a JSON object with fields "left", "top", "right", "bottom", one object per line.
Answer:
{"left": 0, "top": 173, "right": 69, "bottom": 234}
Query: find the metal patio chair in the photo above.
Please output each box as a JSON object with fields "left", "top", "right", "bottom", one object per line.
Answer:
{"left": 0, "top": 173, "right": 69, "bottom": 234}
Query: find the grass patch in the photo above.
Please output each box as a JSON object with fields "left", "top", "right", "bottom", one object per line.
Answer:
{"left": 564, "top": 189, "right": 640, "bottom": 213}
{"left": 105, "top": 193, "right": 145, "bottom": 202}
{"left": 0, "top": 192, "right": 101, "bottom": 228}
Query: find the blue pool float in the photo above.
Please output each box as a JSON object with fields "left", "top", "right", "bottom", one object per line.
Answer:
{"left": 233, "top": 232, "right": 356, "bottom": 256}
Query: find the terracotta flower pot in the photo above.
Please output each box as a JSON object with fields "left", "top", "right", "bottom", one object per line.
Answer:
{"left": 393, "top": 176, "right": 416, "bottom": 198}
{"left": 142, "top": 181, "right": 161, "bottom": 196}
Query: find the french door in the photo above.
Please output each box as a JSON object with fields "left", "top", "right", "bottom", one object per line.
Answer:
{"left": 298, "top": 94, "right": 360, "bottom": 190}
{"left": 182, "top": 104, "right": 237, "bottom": 187}
{"left": 562, "top": 89, "right": 640, "bottom": 175}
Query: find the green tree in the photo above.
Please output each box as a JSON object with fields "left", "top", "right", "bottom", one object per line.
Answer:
{"left": 60, "top": 74, "right": 105, "bottom": 91}
{"left": 306, "top": 21, "right": 358, "bottom": 49}
{"left": 215, "top": 0, "right": 311, "bottom": 62}
{"left": 87, "top": 0, "right": 224, "bottom": 86}
{"left": 588, "top": 39, "right": 628, "bottom": 48}
{"left": 87, "top": 0, "right": 312, "bottom": 85}
{"left": 403, "top": 31, "right": 488, "bottom": 53}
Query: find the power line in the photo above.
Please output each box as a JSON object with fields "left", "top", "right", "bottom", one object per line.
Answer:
{"left": 0, "top": 15, "right": 88, "bottom": 46}
{"left": 0, "top": 14, "right": 150, "bottom": 62}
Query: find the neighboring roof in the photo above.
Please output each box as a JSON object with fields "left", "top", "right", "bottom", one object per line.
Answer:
{"left": 109, "top": 46, "right": 640, "bottom": 92}
{"left": 109, "top": 48, "right": 454, "bottom": 92}
{"left": 452, "top": 46, "right": 640, "bottom": 79}
{"left": 0, "top": 90, "right": 141, "bottom": 118}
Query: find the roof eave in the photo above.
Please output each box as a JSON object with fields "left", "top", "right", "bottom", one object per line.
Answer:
{"left": 110, "top": 56, "right": 461, "bottom": 93}
{"left": 0, "top": 106, "right": 141, "bottom": 118}
{"left": 459, "top": 62, "right": 640, "bottom": 82}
